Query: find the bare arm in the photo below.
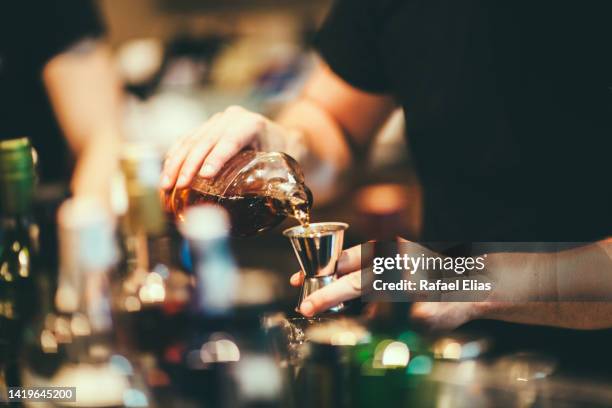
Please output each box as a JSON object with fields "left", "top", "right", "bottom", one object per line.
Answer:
{"left": 291, "top": 239, "right": 612, "bottom": 330}
{"left": 471, "top": 238, "right": 612, "bottom": 330}
{"left": 160, "top": 61, "right": 395, "bottom": 195}
{"left": 43, "top": 40, "right": 122, "bottom": 201}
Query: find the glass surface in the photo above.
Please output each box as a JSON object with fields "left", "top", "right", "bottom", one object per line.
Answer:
{"left": 166, "top": 150, "right": 312, "bottom": 236}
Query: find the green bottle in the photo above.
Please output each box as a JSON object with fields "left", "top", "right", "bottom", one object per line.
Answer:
{"left": 0, "top": 137, "right": 38, "bottom": 397}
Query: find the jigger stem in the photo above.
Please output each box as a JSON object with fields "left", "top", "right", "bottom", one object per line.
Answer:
{"left": 283, "top": 222, "right": 349, "bottom": 314}
{"left": 298, "top": 276, "right": 344, "bottom": 313}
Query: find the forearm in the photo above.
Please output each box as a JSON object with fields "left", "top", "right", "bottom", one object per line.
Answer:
{"left": 276, "top": 97, "right": 352, "bottom": 166}
{"left": 480, "top": 302, "right": 612, "bottom": 330}
{"left": 271, "top": 61, "right": 394, "bottom": 204}
{"left": 274, "top": 99, "right": 352, "bottom": 204}
{"left": 43, "top": 41, "right": 122, "bottom": 199}
{"left": 479, "top": 239, "right": 612, "bottom": 329}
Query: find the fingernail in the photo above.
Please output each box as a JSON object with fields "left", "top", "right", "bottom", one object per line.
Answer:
{"left": 300, "top": 301, "right": 314, "bottom": 317}
{"left": 160, "top": 175, "right": 171, "bottom": 188}
{"left": 290, "top": 273, "right": 300, "bottom": 284}
{"left": 177, "top": 174, "right": 187, "bottom": 187}
{"left": 200, "top": 164, "right": 216, "bottom": 177}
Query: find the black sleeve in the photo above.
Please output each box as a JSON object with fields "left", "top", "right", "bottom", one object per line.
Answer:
{"left": 313, "top": 0, "right": 390, "bottom": 93}
{"left": 25, "top": 0, "right": 105, "bottom": 69}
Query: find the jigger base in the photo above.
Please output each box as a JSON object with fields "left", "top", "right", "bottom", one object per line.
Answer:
{"left": 296, "top": 276, "right": 344, "bottom": 314}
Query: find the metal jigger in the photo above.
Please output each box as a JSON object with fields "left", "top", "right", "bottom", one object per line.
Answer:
{"left": 283, "top": 222, "right": 349, "bottom": 313}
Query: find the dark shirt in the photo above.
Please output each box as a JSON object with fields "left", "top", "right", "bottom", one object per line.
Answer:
{"left": 0, "top": 1, "right": 103, "bottom": 183}
{"left": 315, "top": 0, "right": 612, "bottom": 242}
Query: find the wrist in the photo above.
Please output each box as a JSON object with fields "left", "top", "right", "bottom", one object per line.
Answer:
{"left": 260, "top": 120, "right": 308, "bottom": 161}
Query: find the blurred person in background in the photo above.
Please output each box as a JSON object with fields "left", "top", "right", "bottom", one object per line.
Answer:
{"left": 0, "top": 0, "right": 122, "bottom": 200}
{"left": 161, "top": 2, "right": 611, "bottom": 332}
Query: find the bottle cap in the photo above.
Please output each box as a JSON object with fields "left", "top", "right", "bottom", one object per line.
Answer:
{"left": 179, "top": 205, "right": 230, "bottom": 241}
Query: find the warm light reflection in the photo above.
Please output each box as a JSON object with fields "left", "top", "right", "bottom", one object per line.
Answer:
{"left": 235, "top": 355, "right": 281, "bottom": 400}
{"left": 71, "top": 313, "right": 92, "bottom": 336}
{"left": 54, "top": 317, "right": 72, "bottom": 343}
{"left": 1, "top": 263, "right": 12, "bottom": 282}
{"left": 56, "top": 286, "right": 78, "bottom": 313}
{"left": 433, "top": 338, "right": 471, "bottom": 360}
{"left": 441, "top": 342, "right": 462, "bottom": 360}
{"left": 124, "top": 295, "right": 141, "bottom": 312}
{"left": 330, "top": 331, "right": 358, "bottom": 346}
{"left": 40, "top": 329, "right": 58, "bottom": 353}
{"left": 381, "top": 341, "right": 410, "bottom": 367}
{"left": 372, "top": 339, "right": 393, "bottom": 368}
{"left": 18, "top": 247, "right": 30, "bottom": 277}
{"left": 138, "top": 273, "right": 166, "bottom": 304}
{"left": 90, "top": 344, "right": 111, "bottom": 360}
{"left": 200, "top": 337, "right": 241, "bottom": 363}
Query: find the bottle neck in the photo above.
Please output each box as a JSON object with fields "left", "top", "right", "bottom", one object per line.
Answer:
{"left": 122, "top": 186, "right": 168, "bottom": 273}
{"left": 0, "top": 173, "right": 34, "bottom": 217}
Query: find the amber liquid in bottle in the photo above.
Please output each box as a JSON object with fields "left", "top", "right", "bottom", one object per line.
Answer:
{"left": 169, "top": 187, "right": 311, "bottom": 237}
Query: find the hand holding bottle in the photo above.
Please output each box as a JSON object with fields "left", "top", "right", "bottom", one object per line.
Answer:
{"left": 160, "top": 105, "right": 299, "bottom": 190}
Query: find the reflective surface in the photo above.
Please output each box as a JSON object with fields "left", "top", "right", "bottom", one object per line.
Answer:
{"left": 283, "top": 222, "right": 348, "bottom": 313}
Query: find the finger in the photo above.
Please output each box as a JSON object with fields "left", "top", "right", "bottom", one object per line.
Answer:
{"left": 173, "top": 115, "right": 223, "bottom": 187}
{"left": 201, "top": 114, "right": 263, "bottom": 177}
{"left": 201, "top": 136, "right": 245, "bottom": 178}
{"left": 290, "top": 271, "right": 303, "bottom": 287}
{"left": 300, "top": 271, "right": 361, "bottom": 317}
{"left": 160, "top": 133, "right": 197, "bottom": 189}
{"left": 161, "top": 139, "right": 193, "bottom": 190}
{"left": 175, "top": 134, "right": 218, "bottom": 188}
{"left": 336, "top": 245, "right": 362, "bottom": 275}
{"left": 165, "top": 132, "right": 194, "bottom": 160}
{"left": 161, "top": 114, "right": 220, "bottom": 189}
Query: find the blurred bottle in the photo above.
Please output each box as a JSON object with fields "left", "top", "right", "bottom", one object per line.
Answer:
{"left": 164, "top": 150, "right": 313, "bottom": 237}
{"left": 22, "top": 197, "right": 152, "bottom": 408}
{"left": 114, "top": 144, "right": 191, "bottom": 355}
{"left": 171, "top": 205, "right": 281, "bottom": 408}
{"left": 297, "top": 319, "right": 371, "bottom": 408}
{"left": 0, "top": 137, "right": 38, "bottom": 398}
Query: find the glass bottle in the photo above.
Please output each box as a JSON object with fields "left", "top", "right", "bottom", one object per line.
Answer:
{"left": 114, "top": 143, "right": 191, "bottom": 355}
{"left": 0, "top": 137, "right": 38, "bottom": 398}
{"left": 164, "top": 150, "right": 313, "bottom": 237}
{"left": 22, "top": 197, "right": 152, "bottom": 408}
{"left": 172, "top": 205, "right": 281, "bottom": 408}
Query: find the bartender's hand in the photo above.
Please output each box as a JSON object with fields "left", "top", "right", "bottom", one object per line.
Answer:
{"left": 290, "top": 244, "right": 363, "bottom": 317}
{"left": 289, "top": 243, "right": 482, "bottom": 330}
{"left": 160, "top": 106, "right": 293, "bottom": 190}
